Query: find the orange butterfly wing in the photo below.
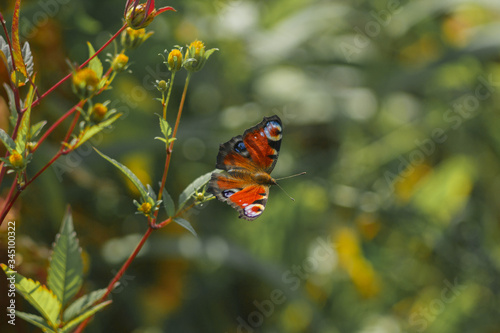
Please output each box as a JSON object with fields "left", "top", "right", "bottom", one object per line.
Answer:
{"left": 208, "top": 115, "right": 283, "bottom": 220}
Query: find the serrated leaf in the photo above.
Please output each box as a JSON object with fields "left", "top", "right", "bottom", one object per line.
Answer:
{"left": 178, "top": 171, "right": 213, "bottom": 211}
{"left": 0, "top": 36, "right": 10, "bottom": 70}
{"left": 72, "top": 113, "right": 122, "bottom": 149}
{"left": 15, "top": 83, "right": 36, "bottom": 153}
{"left": 15, "top": 311, "right": 55, "bottom": 332}
{"left": 173, "top": 217, "right": 198, "bottom": 237}
{"left": 47, "top": 207, "right": 83, "bottom": 307}
{"left": 30, "top": 120, "right": 47, "bottom": 140}
{"left": 60, "top": 300, "right": 112, "bottom": 333}
{"left": 0, "top": 129, "right": 16, "bottom": 153}
{"left": 87, "top": 42, "right": 103, "bottom": 79}
{"left": 162, "top": 189, "right": 175, "bottom": 217}
{"left": 94, "top": 148, "right": 149, "bottom": 200}
{"left": 63, "top": 287, "right": 108, "bottom": 322}
{"left": 158, "top": 115, "right": 171, "bottom": 139}
{"left": 22, "top": 42, "right": 34, "bottom": 78}
{"left": 1, "top": 264, "right": 61, "bottom": 326}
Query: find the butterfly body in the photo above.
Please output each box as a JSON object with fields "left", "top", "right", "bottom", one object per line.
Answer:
{"left": 208, "top": 115, "right": 283, "bottom": 220}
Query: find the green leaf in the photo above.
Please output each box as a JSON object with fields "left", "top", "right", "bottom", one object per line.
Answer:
{"left": 162, "top": 189, "right": 176, "bottom": 217}
{"left": 63, "top": 287, "right": 108, "bottom": 322}
{"left": 154, "top": 136, "right": 167, "bottom": 143}
{"left": 47, "top": 207, "right": 83, "bottom": 307}
{"left": 178, "top": 171, "right": 213, "bottom": 211}
{"left": 2, "top": 83, "right": 18, "bottom": 128}
{"left": 0, "top": 129, "right": 16, "bottom": 153}
{"left": 22, "top": 42, "right": 34, "bottom": 78}
{"left": 0, "top": 36, "right": 9, "bottom": 69}
{"left": 87, "top": 42, "right": 103, "bottom": 79}
{"left": 1, "top": 264, "right": 61, "bottom": 326}
{"left": 61, "top": 301, "right": 112, "bottom": 333}
{"left": 30, "top": 120, "right": 47, "bottom": 140}
{"left": 173, "top": 217, "right": 198, "bottom": 237}
{"left": 15, "top": 311, "right": 55, "bottom": 333}
{"left": 205, "top": 48, "right": 219, "bottom": 60}
{"left": 158, "top": 115, "right": 171, "bottom": 139}
{"left": 72, "top": 113, "right": 122, "bottom": 150}
{"left": 94, "top": 148, "right": 149, "bottom": 200}
{"left": 15, "top": 83, "right": 36, "bottom": 153}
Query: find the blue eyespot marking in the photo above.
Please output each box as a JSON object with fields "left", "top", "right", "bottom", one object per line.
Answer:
{"left": 234, "top": 141, "right": 246, "bottom": 153}
{"left": 264, "top": 121, "right": 282, "bottom": 141}
{"left": 222, "top": 190, "right": 236, "bottom": 198}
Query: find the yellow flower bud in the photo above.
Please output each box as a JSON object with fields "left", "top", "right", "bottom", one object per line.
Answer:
{"left": 9, "top": 151, "right": 24, "bottom": 169}
{"left": 121, "top": 27, "right": 154, "bottom": 50}
{"left": 167, "top": 49, "right": 183, "bottom": 72}
{"left": 138, "top": 202, "right": 152, "bottom": 215}
{"left": 184, "top": 40, "right": 218, "bottom": 73}
{"left": 125, "top": 3, "right": 156, "bottom": 29}
{"left": 156, "top": 80, "right": 168, "bottom": 92}
{"left": 112, "top": 53, "right": 129, "bottom": 72}
{"left": 72, "top": 68, "right": 99, "bottom": 98}
{"left": 91, "top": 103, "right": 108, "bottom": 123}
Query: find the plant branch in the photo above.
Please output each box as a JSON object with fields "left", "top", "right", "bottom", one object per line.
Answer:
{"left": 74, "top": 225, "right": 154, "bottom": 333}
{"left": 0, "top": 174, "right": 19, "bottom": 225}
{"left": 156, "top": 72, "right": 191, "bottom": 204}
{"left": 28, "top": 24, "right": 127, "bottom": 110}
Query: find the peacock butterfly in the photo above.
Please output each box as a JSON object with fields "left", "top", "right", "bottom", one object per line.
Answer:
{"left": 207, "top": 115, "right": 283, "bottom": 220}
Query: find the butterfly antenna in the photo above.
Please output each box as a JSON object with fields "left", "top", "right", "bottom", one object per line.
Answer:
{"left": 274, "top": 182, "right": 295, "bottom": 201}
{"left": 274, "top": 172, "right": 306, "bottom": 181}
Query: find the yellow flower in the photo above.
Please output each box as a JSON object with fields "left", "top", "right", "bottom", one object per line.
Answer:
{"left": 72, "top": 68, "right": 99, "bottom": 98}
{"left": 91, "top": 103, "right": 108, "bottom": 123}
{"left": 112, "top": 53, "right": 129, "bottom": 72}
{"left": 167, "top": 49, "right": 183, "bottom": 72}
{"left": 9, "top": 151, "right": 24, "bottom": 168}
{"left": 183, "top": 40, "right": 218, "bottom": 73}
{"left": 121, "top": 27, "right": 154, "bottom": 50}
{"left": 138, "top": 202, "right": 152, "bottom": 215}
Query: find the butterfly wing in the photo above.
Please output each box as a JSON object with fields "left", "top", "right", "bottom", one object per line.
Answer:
{"left": 215, "top": 115, "right": 282, "bottom": 173}
{"left": 208, "top": 172, "right": 269, "bottom": 221}
{"left": 208, "top": 115, "right": 282, "bottom": 220}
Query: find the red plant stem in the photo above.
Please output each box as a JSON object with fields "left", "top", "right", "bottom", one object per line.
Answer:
{"left": 0, "top": 175, "right": 19, "bottom": 224}
{"left": 63, "top": 112, "right": 80, "bottom": 143}
{"left": 28, "top": 24, "right": 127, "bottom": 110}
{"left": 0, "top": 101, "right": 81, "bottom": 224}
{"left": 32, "top": 105, "right": 80, "bottom": 152}
{"left": 74, "top": 225, "right": 155, "bottom": 333}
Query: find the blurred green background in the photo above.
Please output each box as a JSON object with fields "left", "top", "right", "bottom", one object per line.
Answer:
{"left": 1, "top": 0, "right": 500, "bottom": 332}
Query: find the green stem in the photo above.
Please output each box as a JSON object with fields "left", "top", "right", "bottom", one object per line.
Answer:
{"left": 162, "top": 72, "right": 176, "bottom": 119}
{"left": 156, "top": 72, "right": 191, "bottom": 206}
